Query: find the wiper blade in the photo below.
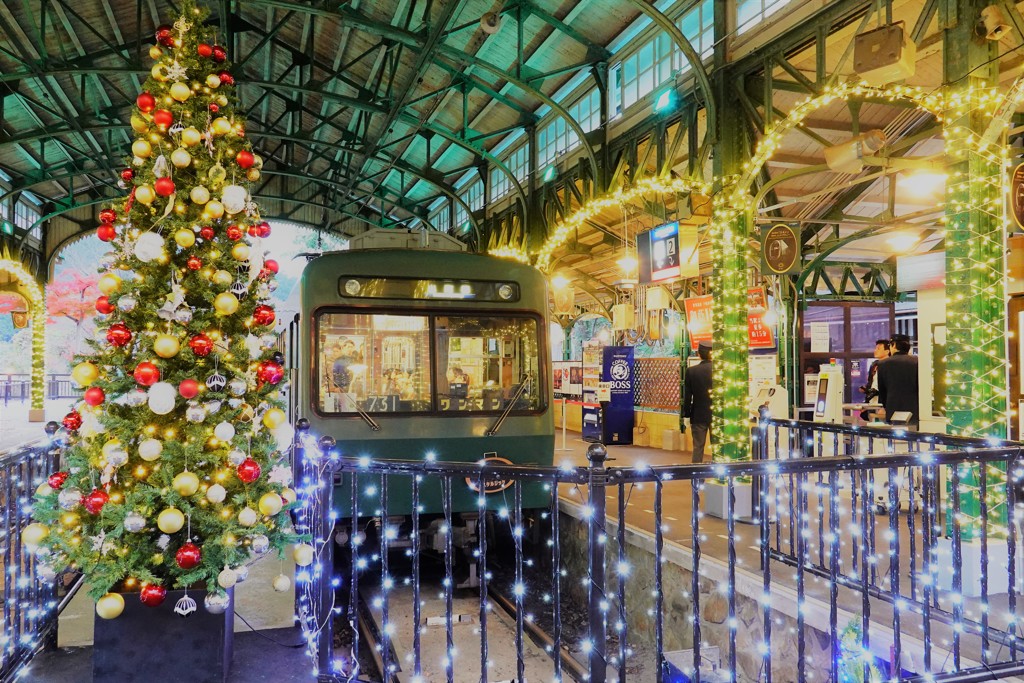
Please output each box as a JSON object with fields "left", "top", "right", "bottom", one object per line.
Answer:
{"left": 342, "top": 393, "right": 381, "bottom": 432}
{"left": 487, "top": 373, "right": 531, "bottom": 437}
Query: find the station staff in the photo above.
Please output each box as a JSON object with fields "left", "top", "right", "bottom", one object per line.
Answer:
{"left": 682, "top": 341, "right": 713, "bottom": 463}
{"left": 876, "top": 333, "right": 919, "bottom": 428}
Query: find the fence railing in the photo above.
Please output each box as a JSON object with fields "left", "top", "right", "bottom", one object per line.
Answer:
{"left": 0, "top": 435, "right": 79, "bottom": 683}
{"left": 294, "top": 419, "right": 1024, "bottom": 683}
{"left": 0, "top": 374, "right": 82, "bottom": 404}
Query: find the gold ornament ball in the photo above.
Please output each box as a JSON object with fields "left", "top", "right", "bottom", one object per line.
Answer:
{"left": 157, "top": 507, "right": 185, "bottom": 534}
{"left": 151, "top": 64, "right": 168, "bottom": 81}
{"left": 172, "top": 471, "right": 200, "bottom": 497}
{"left": 238, "top": 507, "right": 258, "bottom": 527}
{"left": 218, "top": 568, "right": 238, "bottom": 589}
{"left": 212, "top": 270, "right": 233, "bottom": 287}
{"left": 170, "top": 82, "right": 191, "bottom": 102}
{"left": 293, "top": 543, "right": 315, "bottom": 567}
{"left": 238, "top": 403, "right": 255, "bottom": 422}
{"left": 190, "top": 186, "right": 210, "bottom": 205}
{"left": 102, "top": 439, "right": 122, "bottom": 457}
{"left": 153, "top": 334, "right": 180, "bottom": 359}
{"left": 130, "top": 114, "right": 150, "bottom": 133}
{"left": 131, "top": 139, "right": 152, "bottom": 158}
{"left": 138, "top": 438, "right": 163, "bottom": 461}
{"left": 135, "top": 185, "right": 156, "bottom": 206}
{"left": 96, "top": 593, "right": 125, "bottom": 620}
{"left": 97, "top": 273, "right": 121, "bottom": 295}
{"left": 170, "top": 148, "right": 192, "bottom": 168}
{"left": 174, "top": 229, "right": 196, "bottom": 248}
{"left": 231, "top": 243, "right": 250, "bottom": 261}
{"left": 280, "top": 487, "right": 297, "bottom": 505}
{"left": 148, "top": 45, "right": 163, "bottom": 60}
{"left": 211, "top": 117, "right": 232, "bottom": 136}
{"left": 217, "top": 95, "right": 228, "bottom": 106}
{"left": 272, "top": 574, "right": 291, "bottom": 592}
{"left": 214, "top": 292, "right": 239, "bottom": 316}
{"left": 207, "top": 164, "right": 227, "bottom": 186}
{"left": 205, "top": 200, "right": 225, "bottom": 220}
{"left": 21, "top": 523, "right": 49, "bottom": 549}
{"left": 181, "top": 127, "right": 202, "bottom": 147}
{"left": 262, "top": 408, "right": 287, "bottom": 430}
{"left": 246, "top": 168, "right": 261, "bottom": 182}
{"left": 258, "top": 493, "right": 282, "bottom": 517}
{"left": 36, "top": 482, "right": 54, "bottom": 497}
{"left": 252, "top": 155, "right": 264, "bottom": 170}
{"left": 72, "top": 361, "right": 100, "bottom": 386}
{"left": 206, "top": 74, "right": 222, "bottom": 88}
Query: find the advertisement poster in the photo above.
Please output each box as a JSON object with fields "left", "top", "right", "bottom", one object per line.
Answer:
{"left": 601, "top": 346, "right": 635, "bottom": 444}
{"left": 552, "top": 361, "right": 583, "bottom": 399}
{"left": 683, "top": 288, "right": 776, "bottom": 350}
{"left": 809, "top": 322, "right": 831, "bottom": 353}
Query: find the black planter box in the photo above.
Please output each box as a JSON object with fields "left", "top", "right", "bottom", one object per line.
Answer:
{"left": 93, "top": 589, "right": 233, "bottom": 683}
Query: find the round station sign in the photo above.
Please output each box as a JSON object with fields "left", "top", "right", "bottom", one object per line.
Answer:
{"left": 762, "top": 224, "right": 800, "bottom": 275}
{"left": 466, "top": 456, "right": 515, "bottom": 494}
{"left": 1011, "top": 162, "right": 1024, "bottom": 230}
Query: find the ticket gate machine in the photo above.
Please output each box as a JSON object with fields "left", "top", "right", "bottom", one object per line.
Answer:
{"left": 813, "top": 362, "right": 845, "bottom": 424}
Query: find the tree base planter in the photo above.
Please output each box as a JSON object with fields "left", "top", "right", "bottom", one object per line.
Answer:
{"left": 93, "top": 589, "right": 233, "bottom": 683}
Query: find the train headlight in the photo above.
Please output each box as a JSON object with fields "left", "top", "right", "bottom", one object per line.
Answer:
{"left": 498, "top": 283, "right": 514, "bottom": 300}
{"left": 344, "top": 279, "right": 361, "bottom": 296}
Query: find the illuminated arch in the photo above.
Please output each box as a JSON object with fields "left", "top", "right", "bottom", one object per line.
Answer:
{"left": 0, "top": 255, "right": 46, "bottom": 418}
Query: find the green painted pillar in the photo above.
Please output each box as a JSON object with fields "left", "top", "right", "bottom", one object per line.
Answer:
{"left": 942, "top": 0, "right": 1008, "bottom": 539}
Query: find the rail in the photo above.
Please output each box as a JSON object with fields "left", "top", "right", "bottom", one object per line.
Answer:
{"left": 294, "top": 418, "right": 1024, "bottom": 683}
{"left": 0, "top": 433, "right": 80, "bottom": 683}
{"left": 0, "top": 374, "right": 83, "bottom": 403}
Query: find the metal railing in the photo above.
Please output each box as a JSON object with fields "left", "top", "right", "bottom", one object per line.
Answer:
{"left": 295, "top": 418, "right": 1024, "bottom": 683}
{"left": 0, "top": 435, "right": 80, "bottom": 683}
{"left": 0, "top": 374, "right": 82, "bottom": 403}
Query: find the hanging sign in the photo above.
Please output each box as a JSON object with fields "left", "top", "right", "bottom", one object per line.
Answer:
{"left": 1011, "top": 162, "right": 1024, "bottom": 230}
{"left": 683, "top": 288, "right": 776, "bottom": 350}
{"left": 761, "top": 224, "right": 801, "bottom": 275}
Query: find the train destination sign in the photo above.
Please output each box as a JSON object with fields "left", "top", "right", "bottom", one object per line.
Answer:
{"left": 466, "top": 456, "right": 516, "bottom": 494}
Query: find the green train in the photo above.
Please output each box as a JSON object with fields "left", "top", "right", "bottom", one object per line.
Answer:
{"left": 292, "top": 234, "right": 555, "bottom": 520}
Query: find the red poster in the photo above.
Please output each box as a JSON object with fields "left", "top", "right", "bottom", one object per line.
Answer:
{"left": 683, "top": 288, "right": 776, "bottom": 350}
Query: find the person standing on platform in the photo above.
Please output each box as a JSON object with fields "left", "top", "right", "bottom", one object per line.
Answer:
{"left": 876, "top": 333, "right": 919, "bottom": 428}
{"left": 858, "top": 338, "right": 891, "bottom": 421}
{"left": 682, "top": 341, "right": 713, "bottom": 463}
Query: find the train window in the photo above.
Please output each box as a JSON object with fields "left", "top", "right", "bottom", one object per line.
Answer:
{"left": 316, "top": 312, "right": 432, "bottom": 414}
{"left": 434, "top": 315, "right": 543, "bottom": 413}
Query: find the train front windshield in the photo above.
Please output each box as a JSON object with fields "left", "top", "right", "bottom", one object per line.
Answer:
{"left": 316, "top": 312, "right": 543, "bottom": 415}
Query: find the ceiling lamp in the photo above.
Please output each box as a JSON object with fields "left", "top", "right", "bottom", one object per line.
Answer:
{"left": 480, "top": 11, "right": 502, "bottom": 34}
{"left": 887, "top": 231, "right": 921, "bottom": 253}
{"left": 897, "top": 170, "right": 947, "bottom": 198}
{"left": 824, "top": 130, "right": 887, "bottom": 174}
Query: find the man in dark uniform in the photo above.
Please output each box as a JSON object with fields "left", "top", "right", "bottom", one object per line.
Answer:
{"left": 876, "top": 333, "right": 919, "bottom": 428}
{"left": 682, "top": 341, "right": 713, "bottom": 463}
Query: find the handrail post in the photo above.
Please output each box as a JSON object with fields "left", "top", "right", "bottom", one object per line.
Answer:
{"left": 586, "top": 442, "right": 608, "bottom": 683}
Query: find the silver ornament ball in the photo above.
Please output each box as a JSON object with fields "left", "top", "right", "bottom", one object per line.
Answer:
{"left": 227, "top": 378, "right": 247, "bottom": 397}
{"left": 185, "top": 404, "right": 207, "bottom": 423}
{"left": 204, "top": 592, "right": 230, "bottom": 615}
{"left": 250, "top": 534, "right": 270, "bottom": 555}
{"left": 123, "top": 511, "right": 146, "bottom": 533}
{"left": 117, "top": 296, "right": 137, "bottom": 312}
{"left": 227, "top": 449, "right": 246, "bottom": 466}
{"left": 58, "top": 487, "right": 83, "bottom": 511}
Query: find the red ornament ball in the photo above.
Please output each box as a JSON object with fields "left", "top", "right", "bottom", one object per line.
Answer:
{"left": 257, "top": 221, "right": 271, "bottom": 238}
{"left": 95, "top": 296, "right": 115, "bottom": 315}
{"left": 154, "top": 177, "right": 175, "bottom": 197}
{"left": 186, "top": 255, "right": 202, "bottom": 271}
{"left": 179, "top": 379, "right": 200, "bottom": 399}
{"left": 48, "top": 471, "right": 69, "bottom": 490}
{"left": 235, "top": 150, "right": 254, "bottom": 169}
{"left": 246, "top": 224, "right": 259, "bottom": 237}
{"left": 263, "top": 259, "right": 279, "bottom": 275}
{"left": 218, "top": 70, "right": 235, "bottom": 86}
{"left": 139, "top": 584, "right": 167, "bottom": 607}
{"left": 84, "top": 386, "right": 106, "bottom": 407}
{"left": 226, "top": 225, "right": 243, "bottom": 241}
{"left": 97, "top": 223, "right": 117, "bottom": 242}
{"left": 188, "top": 334, "right": 213, "bottom": 357}
{"left": 106, "top": 322, "right": 133, "bottom": 348}
{"left": 175, "top": 542, "right": 202, "bottom": 570}
{"left": 209, "top": 103, "right": 219, "bottom": 113}
{"left": 197, "top": 43, "right": 213, "bottom": 58}
{"left": 256, "top": 360, "right": 284, "bottom": 385}
{"left": 252, "top": 305, "right": 275, "bottom": 327}
{"left": 62, "top": 411, "right": 83, "bottom": 432}
{"left": 237, "top": 458, "right": 262, "bottom": 484}
{"left": 133, "top": 362, "right": 160, "bottom": 387}
{"left": 155, "top": 24, "right": 175, "bottom": 47}
{"left": 121, "top": 168, "right": 135, "bottom": 182}
{"left": 199, "top": 225, "right": 215, "bottom": 240}
{"left": 212, "top": 45, "right": 227, "bottom": 62}
{"left": 136, "top": 92, "right": 156, "bottom": 113}
{"left": 152, "top": 109, "right": 174, "bottom": 129}
{"left": 82, "top": 488, "right": 110, "bottom": 515}
{"left": 99, "top": 208, "right": 117, "bottom": 224}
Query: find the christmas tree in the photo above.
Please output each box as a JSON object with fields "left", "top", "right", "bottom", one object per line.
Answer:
{"left": 22, "top": 0, "right": 312, "bottom": 618}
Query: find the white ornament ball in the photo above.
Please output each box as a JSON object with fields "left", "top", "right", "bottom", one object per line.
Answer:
{"left": 272, "top": 574, "right": 291, "bottom": 592}
{"left": 227, "top": 449, "right": 246, "bottom": 466}
{"left": 138, "top": 438, "right": 163, "bottom": 461}
{"left": 126, "top": 389, "right": 148, "bottom": 407}
{"left": 250, "top": 534, "right": 270, "bottom": 555}
{"left": 206, "top": 484, "right": 227, "bottom": 503}
{"left": 227, "top": 378, "right": 247, "bottom": 397}
{"left": 204, "top": 592, "right": 230, "bottom": 614}
{"left": 214, "top": 421, "right": 235, "bottom": 441}
{"left": 217, "top": 567, "right": 238, "bottom": 589}
{"left": 221, "top": 184, "right": 248, "bottom": 214}
{"left": 123, "top": 511, "right": 146, "bottom": 532}
{"left": 237, "top": 507, "right": 258, "bottom": 527}
{"left": 58, "top": 487, "right": 83, "bottom": 510}
{"left": 147, "top": 382, "right": 177, "bottom": 415}
{"left": 133, "top": 232, "right": 165, "bottom": 263}
{"left": 234, "top": 564, "right": 249, "bottom": 584}
{"left": 117, "top": 296, "right": 137, "bottom": 312}
{"left": 185, "top": 404, "right": 206, "bottom": 423}
{"left": 106, "top": 448, "right": 129, "bottom": 468}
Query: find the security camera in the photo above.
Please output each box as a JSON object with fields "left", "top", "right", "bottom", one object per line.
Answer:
{"left": 480, "top": 11, "right": 502, "bottom": 34}
{"left": 979, "top": 5, "right": 1011, "bottom": 41}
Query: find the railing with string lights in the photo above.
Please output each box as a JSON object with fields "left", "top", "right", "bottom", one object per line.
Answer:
{"left": 0, "top": 433, "right": 75, "bottom": 682}
{"left": 292, "top": 416, "right": 1024, "bottom": 683}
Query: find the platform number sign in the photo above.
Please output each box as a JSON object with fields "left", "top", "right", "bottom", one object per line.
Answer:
{"left": 466, "top": 455, "right": 515, "bottom": 494}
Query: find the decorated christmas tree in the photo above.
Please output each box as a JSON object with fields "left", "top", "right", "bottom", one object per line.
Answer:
{"left": 22, "top": 0, "right": 312, "bottom": 618}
